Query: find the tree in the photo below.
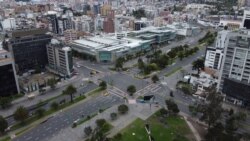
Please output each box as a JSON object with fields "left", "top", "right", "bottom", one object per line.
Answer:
{"left": 50, "top": 102, "right": 59, "bottom": 110}
{"left": 192, "top": 58, "right": 205, "bottom": 74}
{"left": 115, "top": 57, "right": 124, "bottom": 70}
{"left": 113, "top": 133, "right": 122, "bottom": 140}
{"left": 95, "top": 119, "right": 107, "bottom": 128}
{"left": 0, "top": 97, "right": 12, "bottom": 109}
{"left": 198, "top": 87, "right": 223, "bottom": 129}
{"left": 64, "top": 85, "right": 77, "bottom": 102}
{"left": 99, "top": 81, "right": 107, "bottom": 90}
{"left": 165, "top": 99, "right": 179, "bottom": 114}
{"left": 178, "top": 51, "right": 184, "bottom": 60}
{"left": 110, "top": 112, "right": 117, "bottom": 120}
{"left": 35, "top": 108, "right": 45, "bottom": 118}
{"left": 183, "top": 44, "right": 189, "bottom": 51}
{"left": 84, "top": 126, "right": 93, "bottom": 136}
{"left": 0, "top": 115, "right": 8, "bottom": 133}
{"left": 132, "top": 8, "right": 146, "bottom": 19}
{"left": 138, "top": 58, "right": 145, "bottom": 70}
{"left": 14, "top": 106, "right": 29, "bottom": 123}
{"left": 127, "top": 85, "right": 136, "bottom": 96}
{"left": 118, "top": 104, "right": 129, "bottom": 114}
{"left": 47, "top": 78, "right": 57, "bottom": 89}
{"left": 151, "top": 75, "right": 159, "bottom": 83}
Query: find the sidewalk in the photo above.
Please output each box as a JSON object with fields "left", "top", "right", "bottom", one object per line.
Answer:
{"left": 0, "top": 76, "right": 82, "bottom": 118}
{"left": 163, "top": 64, "right": 193, "bottom": 90}
{"left": 48, "top": 103, "right": 160, "bottom": 141}
{"left": 4, "top": 94, "right": 96, "bottom": 141}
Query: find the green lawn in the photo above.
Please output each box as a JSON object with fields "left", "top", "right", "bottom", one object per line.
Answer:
{"left": 119, "top": 114, "right": 193, "bottom": 141}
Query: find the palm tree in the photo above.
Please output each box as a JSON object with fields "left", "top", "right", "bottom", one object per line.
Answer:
{"left": 64, "top": 85, "right": 77, "bottom": 102}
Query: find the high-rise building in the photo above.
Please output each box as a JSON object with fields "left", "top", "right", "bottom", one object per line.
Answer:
{"left": 93, "top": 2, "right": 101, "bottom": 15}
{"left": 47, "top": 39, "right": 73, "bottom": 77}
{"left": 103, "top": 18, "right": 114, "bottom": 33}
{"left": 218, "top": 30, "right": 250, "bottom": 107}
{"left": 64, "top": 29, "right": 77, "bottom": 43}
{"left": 101, "top": 4, "right": 111, "bottom": 16}
{"left": 205, "top": 47, "right": 223, "bottom": 70}
{"left": 0, "top": 49, "right": 20, "bottom": 97}
{"left": 7, "top": 28, "right": 52, "bottom": 74}
{"left": 47, "top": 11, "right": 59, "bottom": 34}
{"left": 241, "top": 10, "right": 250, "bottom": 29}
{"left": 204, "top": 30, "right": 229, "bottom": 70}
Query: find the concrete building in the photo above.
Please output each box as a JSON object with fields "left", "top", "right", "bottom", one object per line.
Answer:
{"left": 101, "top": 4, "right": 112, "bottom": 16}
{"left": 46, "top": 11, "right": 59, "bottom": 34}
{"left": 218, "top": 30, "right": 250, "bottom": 107}
{"left": 0, "top": 48, "right": 20, "bottom": 96}
{"left": 47, "top": 39, "right": 73, "bottom": 77}
{"left": 205, "top": 30, "right": 230, "bottom": 70}
{"left": 241, "top": 9, "right": 250, "bottom": 29}
{"left": 7, "top": 28, "right": 52, "bottom": 74}
{"left": 215, "top": 30, "right": 230, "bottom": 49}
{"left": 134, "top": 21, "right": 146, "bottom": 31}
{"left": 128, "top": 26, "right": 176, "bottom": 45}
{"left": 103, "top": 18, "right": 115, "bottom": 33}
{"left": 64, "top": 29, "right": 77, "bottom": 43}
{"left": 205, "top": 47, "right": 223, "bottom": 70}
{"left": 1, "top": 18, "right": 16, "bottom": 31}
{"left": 70, "top": 36, "right": 152, "bottom": 62}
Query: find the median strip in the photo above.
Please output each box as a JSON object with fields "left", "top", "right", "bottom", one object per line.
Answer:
{"left": 3, "top": 87, "right": 104, "bottom": 141}
{"left": 164, "top": 67, "right": 183, "bottom": 77}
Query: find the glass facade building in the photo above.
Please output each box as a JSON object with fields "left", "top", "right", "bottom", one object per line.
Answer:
{"left": 8, "top": 29, "right": 52, "bottom": 74}
{"left": 0, "top": 64, "right": 18, "bottom": 96}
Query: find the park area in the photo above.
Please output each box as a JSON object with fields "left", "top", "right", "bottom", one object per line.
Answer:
{"left": 118, "top": 110, "right": 195, "bottom": 141}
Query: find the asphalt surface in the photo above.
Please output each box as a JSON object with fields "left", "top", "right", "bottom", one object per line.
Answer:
{"left": 6, "top": 28, "right": 219, "bottom": 141}
{"left": 13, "top": 94, "right": 124, "bottom": 141}
{"left": 6, "top": 82, "right": 98, "bottom": 127}
{"left": 5, "top": 61, "right": 99, "bottom": 126}
{"left": 102, "top": 73, "right": 149, "bottom": 92}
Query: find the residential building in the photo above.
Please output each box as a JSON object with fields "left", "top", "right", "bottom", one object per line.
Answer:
{"left": 218, "top": 30, "right": 250, "bottom": 107}
{"left": 47, "top": 39, "right": 73, "bottom": 77}
{"left": 0, "top": 49, "right": 20, "bottom": 96}
{"left": 7, "top": 28, "right": 52, "bottom": 74}
{"left": 47, "top": 11, "right": 59, "bottom": 34}
{"left": 1, "top": 18, "right": 16, "bottom": 31}
{"left": 101, "top": 4, "right": 112, "bottom": 16}
{"left": 64, "top": 29, "right": 77, "bottom": 43}
{"left": 205, "top": 47, "right": 223, "bottom": 70}
{"left": 241, "top": 9, "right": 250, "bottom": 29}
{"left": 103, "top": 18, "right": 115, "bottom": 33}
{"left": 205, "top": 30, "right": 230, "bottom": 70}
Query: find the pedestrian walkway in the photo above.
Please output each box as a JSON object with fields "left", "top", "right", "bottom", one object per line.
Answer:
{"left": 48, "top": 104, "right": 160, "bottom": 141}
{"left": 134, "top": 83, "right": 161, "bottom": 97}
{"left": 0, "top": 76, "right": 82, "bottom": 117}
{"left": 107, "top": 87, "right": 127, "bottom": 98}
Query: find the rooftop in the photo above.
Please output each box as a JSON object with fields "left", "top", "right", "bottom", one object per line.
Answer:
{"left": 71, "top": 36, "right": 149, "bottom": 52}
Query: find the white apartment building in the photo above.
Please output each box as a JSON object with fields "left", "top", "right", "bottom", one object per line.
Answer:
{"left": 218, "top": 30, "right": 250, "bottom": 107}
{"left": 47, "top": 39, "right": 73, "bottom": 77}
{"left": 205, "top": 30, "right": 230, "bottom": 70}
{"left": 205, "top": 47, "right": 224, "bottom": 70}
{"left": 1, "top": 18, "right": 16, "bottom": 30}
